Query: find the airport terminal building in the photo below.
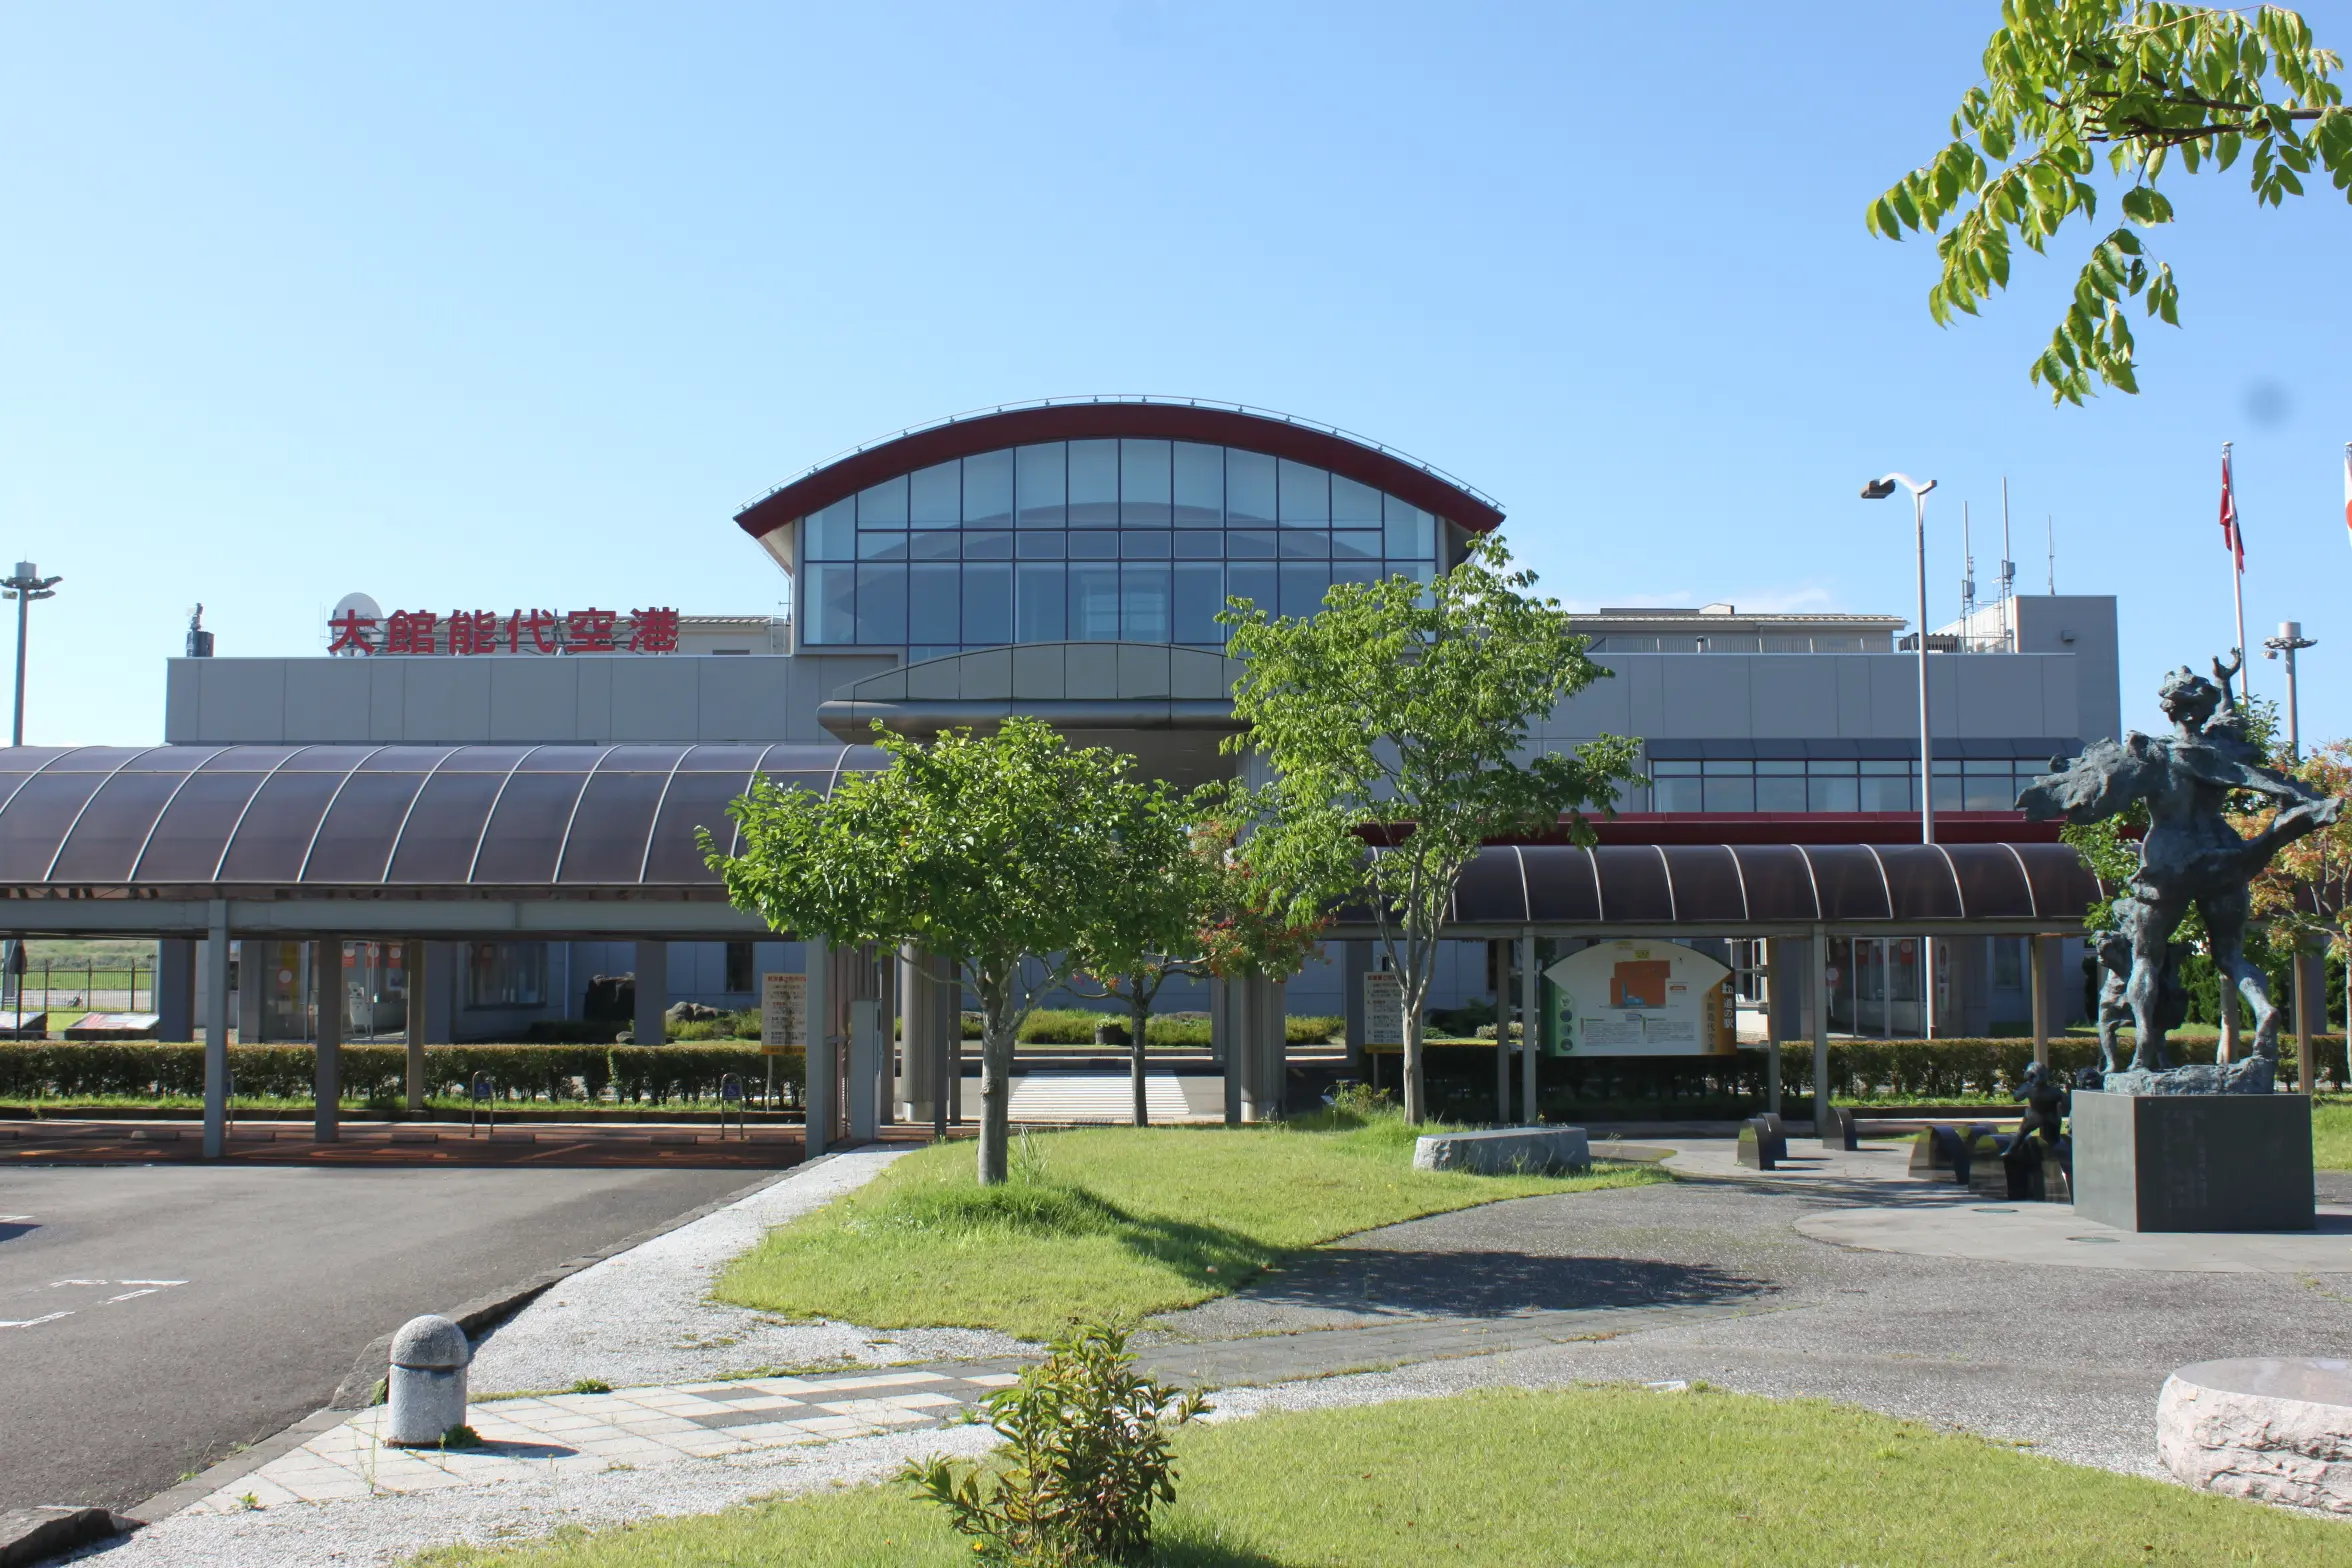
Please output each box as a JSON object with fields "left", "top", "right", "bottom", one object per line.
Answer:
{"left": 6, "top": 397, "right": 2111, "bottom": 1091}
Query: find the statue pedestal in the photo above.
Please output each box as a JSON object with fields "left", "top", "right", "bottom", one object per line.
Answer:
{"left": 2072, "top": 1091, "right": 2313, "bottom": 1232}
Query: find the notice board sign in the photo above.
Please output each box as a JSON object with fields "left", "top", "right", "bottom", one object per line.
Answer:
{"left": 1362, "top": 971, "right": 1405, "bottom": 1047}
{"left": 1541, "top": 941, "right": 1733, "bottom": 1057}
{"left": 760, "top": 973, "right": 806, "bottom": 1054}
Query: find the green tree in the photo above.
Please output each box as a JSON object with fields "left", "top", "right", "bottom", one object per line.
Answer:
{"left": 705, "top": 718, "right": 1175, "bottom": 1185}
{"left": 1869, "top": 1, "right": 2351, "bottom": 403}
{"left": 1221, "top": 536, "right": 1639, "bottom": 1124}
{"left": 1067, "top": 798, "right": 1215, "bottom": 1128}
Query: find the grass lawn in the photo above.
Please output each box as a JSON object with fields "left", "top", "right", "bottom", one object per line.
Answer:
{"left": 715, "top": 1113, "right": 1660, "bottom": 1339}
{"left": 413, "top": 1384, "right": 2349, "bottom": 1567}
{"left": 2314, "top": 1098, "right": 2352, "bottom": 1170}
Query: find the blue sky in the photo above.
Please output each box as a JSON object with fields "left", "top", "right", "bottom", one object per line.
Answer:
{"left": 4, "top": 1, "right": 2350, "bottom": 746}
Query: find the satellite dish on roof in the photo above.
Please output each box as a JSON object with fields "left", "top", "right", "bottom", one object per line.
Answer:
{"left": 328, "top": 592, "right": 382, "bottom": 655}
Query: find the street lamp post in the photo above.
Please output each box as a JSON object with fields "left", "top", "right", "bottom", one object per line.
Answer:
{"left": 1, "top": 562, "right": 63, "bottom": 748}
{"left": 1862, "top": 474, "right": 1938, "bottom": 1037}
{"left": 2262, "top": 620, "right": 2317, "bottom": 762}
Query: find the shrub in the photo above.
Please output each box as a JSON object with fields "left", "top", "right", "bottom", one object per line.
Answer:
{"left": 950, "top": 1009, "right": 1338, "bottom": 1047}
{"left": 0, "top": 1042, "right": 803, "bottom": 1106}
{"left": 903, "top": 1321, "right": 1206, "bottom": 1566}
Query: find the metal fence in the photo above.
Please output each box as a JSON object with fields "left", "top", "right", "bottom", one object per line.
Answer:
{"left": 3, "top": 962, "right": 152, "bottom": 1017}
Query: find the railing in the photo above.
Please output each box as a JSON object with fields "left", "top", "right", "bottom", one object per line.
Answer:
{"left": 1897, "top": 632, "right": 2016, "bottom": 654}
{"left": 736, "top": 394, "right": 1505, "bottom": 518}
{"left": 3, "top": 961, "right": 150, "bottom": 1016}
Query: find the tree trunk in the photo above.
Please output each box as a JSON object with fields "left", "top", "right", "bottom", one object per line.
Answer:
{"left": 1402, "top": 1007, "right": 1427, "bottom": 1124}
{"left": 1129, "top": 981, "right": 1157, "bottom": 1128}
{"left": 975, "top": 968, "right": 1017, "bottom": 1186}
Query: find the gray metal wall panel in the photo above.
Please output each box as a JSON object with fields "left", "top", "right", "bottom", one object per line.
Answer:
{"left": 368, "top": 660, "right": 404, "bottom": 740}
{"left": 282, "top": 661, "right": 370, "bottom": 743}
{"left": 1748, "top": 656, "right": 1837, "bottom": 737}
{"left": 609, "top": 659, "right": 702, "bottom": 741}
{"left": 575, "top": 657, "right": 614, "bottom": 740}
{"left": 403, "top": 658, "right": 492, "bottom": 743}
{"left": 488, "top": 659, "right": 581, "bottom": 742}
{"left": 164, "top": 660, "right": 202, "bottom": 743}
{"left": 697, "top": 658, "right": 780, "bottom": 741}
{"left": 199, "top": 660, "right": 288, "bottom": 743}
{"left": 1658, "top": 654, "right": 1754, "bottom": 738}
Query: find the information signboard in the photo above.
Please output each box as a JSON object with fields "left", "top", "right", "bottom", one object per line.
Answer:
{"left": 1362, "top": 971, "right": 1406, "bottom": 1047}
{"left": 760, "top": 973, "right": 807, "bottom": 1055}
{"left": 1540, "top": 940, "right": 1734, "bottom": 1057}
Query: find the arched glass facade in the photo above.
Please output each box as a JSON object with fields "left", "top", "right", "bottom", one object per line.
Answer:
{"left": 796, "top": 439, "right": 1444, "bottom": 654}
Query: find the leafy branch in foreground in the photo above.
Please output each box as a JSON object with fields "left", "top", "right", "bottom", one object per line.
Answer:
{"left": 904, "top": 1321, "right": 1207, "bottom": 1566}
{"left": 1869, "top": 1, "right": 2350, "bottom": 403}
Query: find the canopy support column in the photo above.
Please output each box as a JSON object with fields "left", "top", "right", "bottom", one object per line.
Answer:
{"left": 634, "top": 940, "right": 668, "bottom": 1049}
{"left": 1810, "top": 923, "right": 1830, "bottom": 1134}
{"left": 2030, "top": 936, "right": 2051, "bottom": 1069}
{"left": 314, "top": 936, "right": 342, "bottom": 1142}
{"left": 201, "top": 901, "right": 231, "bottom": 1159}
{"left": 404, "top": 941, "right": 426, "bottom": 1111}
{"left": 1518, "top": 931, "right": 1538, "bottom": 1124}
{"left": 803, "top": 937, "right": 834, "bottom": 1157}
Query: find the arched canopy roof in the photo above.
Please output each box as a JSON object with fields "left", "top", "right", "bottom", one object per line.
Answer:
{"left": 735, "top": 397, "right": 1506, "bottom": 543}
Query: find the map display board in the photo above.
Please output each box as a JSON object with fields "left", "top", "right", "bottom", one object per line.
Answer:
{"left": 1362, "top": 972, "right": 1406, "bottom": 1047}
{"left": 1540, "top": 940, "right": 1734, "bottom": 1057}
{"left": 760, "top": 972, "right": 807, "bottom": 1053}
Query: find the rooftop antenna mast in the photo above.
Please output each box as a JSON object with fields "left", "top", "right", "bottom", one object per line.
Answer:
{"left": 1960, "top": 502, "right": 1977, "bottom": 631}
{"left": 2046, "top": 515, "right": 2055, "bottom": 594}
{"left": 1999, "top": 476, "right": 2016, "bottom": 651}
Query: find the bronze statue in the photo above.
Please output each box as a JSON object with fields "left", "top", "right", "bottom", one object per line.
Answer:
{"left": 2087, "top": 910, "right": 2188, "bottom": 1075}
{"left": 2020, "top": 660, "right": 2341, "bottom": 1090}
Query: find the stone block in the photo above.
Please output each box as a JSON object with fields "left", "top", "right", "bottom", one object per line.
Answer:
{"left": 2159, "top": 1357, "right": 2352, "bottom": 1513}
{"left": 1412, "top": 1125, "right": 1589, "bottom": 1176}
{"left": 2072, "top": 1091, "right": 2314, "bottom": 1233}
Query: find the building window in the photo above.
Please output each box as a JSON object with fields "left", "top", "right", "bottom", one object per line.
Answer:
{"left": 1646, "top": 756, "right": 2047, "bottom": 814}
{"left": 464, "top": 943, "right": 545, "bottom": 1009}
{"left": 725, "top": 942, "right": 755, "bottom": 993}
{"left": 798, "top": 442, "right": 1446, "bottom": 651}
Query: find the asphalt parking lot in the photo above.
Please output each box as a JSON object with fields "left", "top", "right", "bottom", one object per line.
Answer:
{"left": 0, "top": 1162, "right": 770, "bottom": 1514}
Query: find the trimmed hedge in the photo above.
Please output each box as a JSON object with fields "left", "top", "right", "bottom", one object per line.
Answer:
{"left": 955, "top": 1009, "right": 1345, "bottom": 1047}
{"left": 0, "top": 1043, "right": 804, "bottom": 1105}
{"left": 1386, "top": 1035, "right": 2352, "bottom": 1118}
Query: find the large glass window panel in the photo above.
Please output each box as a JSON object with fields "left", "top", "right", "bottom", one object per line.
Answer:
{"left": 1068, "top": 439, "right": 1119, "bottom": 525}
{"left": 1016, "top": 532, "right": 1066, "bottom": 558}
{"left": 1652, "top": 775, "right": 1703, "bottom": 812}
{"left": 910, "top": 531, "right": 959, "bottom": 560}
{"left": 1331, "top": 475, "right": 1381, "bottom": 524}
{"left": 1756, "top": 762, "right": 1806, "bottom": 812}
{"left": 1016, "top": 563, "right": 1066, "bottom": 642}
{"left": 1278, "top": 529, "right": 1330, "bottom": 559}
{"left": 1279, "top": 563, "right": 1332, "bottom": 616}
{"left": 909, "top": 461, "right": 961, "bottom": 526}
{"left": 1120, "top": 439, "right": 1171, "bottom": 524}
{"left": 1226, "top": 450, "right": 1277, "bottom": 523}
{"left": 1228, "top": 529, "right": 1277, "bottom": 558}
{"left": 1331, "top": 529, "right": 1382, "bottom": 560}
{"left": 1174, "top": 529, "right": 1222, "bottom": 558}
{"left": 1067, "top": 531, "right": 1117, "bottom": 559}
{"left": 909, "top": 564, "right": 959, "bottom": 642}
{"left": 1173, "top": 563, "right": 1224, "bottom": 643}
{"left": 1120, "top": 530, "right": 1172, "bottom": 558}
{"left": 1070, "top": 564, "right": 1121, "bottom": 638}
{"left": 857, "top": 532, "right": 910, "bottom": 561}
{"left": 1122, "top": 563, "right": 1170, "bottom": 641}
{"left": 1015, "top": 443, "right": 1066, "bottom": 526}
{"left": 1931, "top": 760, "right": 1963, "bottom": 814}
{"left": 466, "top": 943, "right": 546, "bottom": 1009}
{"left": 805, "top": 563, "right": 856, "bottom": 644}
{"left": 1383, "top": 497, "right": 1436, "bottom": 560}
{"left": 1859, "top": 761, "right": 1913, "bottom": 812}
{"left": 963, "top": 530, "right": 1013, "bottom": 559}
{"left": 1703, "top": 773, "right": 1756, "bottom": 811}
{"left": 1330, "top": 562, "right": 1381, "bottom": 588}
{"left": 855, "top": 564, "right": 908, "bottom": 644}
{"left": 806, "top": 501, "right": 855, "bottom": 560}
{"left": 963, "top": 449, "right": 1013, "bottom": 525}
{"left": 857, "top": 474, "right": 908, "bottom": 526}
{"left": 1173, "top": 442, "right": 1223, "bottom": 523}
{"left": 1278, "top": 460, "right": 1330, "bottom": 524}
{"left": 1808, "top": 772, "right": 1860, "bottom": 812}
{"left": 962, "top": 563, "right": 1012, "bottom": 646}
{"left": 1227, "top": 562, "right": 1278, "bottom": 616}
{"left": 1963, "top": 761, "right": 2014, "bottom": 810}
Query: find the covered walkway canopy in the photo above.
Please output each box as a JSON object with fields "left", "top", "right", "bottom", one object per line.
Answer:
{"left": 0, "top": 746, "right": 2098, "bottom": 939}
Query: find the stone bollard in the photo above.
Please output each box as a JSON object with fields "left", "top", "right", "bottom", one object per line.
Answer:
{"left": 385, "top": 1314, "right": 471, "bottom": 1447}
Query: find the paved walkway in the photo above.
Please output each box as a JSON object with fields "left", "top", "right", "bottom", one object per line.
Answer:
{"left": 0, "top": 1119, "right": 811, "bottom": 1168}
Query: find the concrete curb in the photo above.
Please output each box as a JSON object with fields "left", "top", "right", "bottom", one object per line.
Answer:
{"left": 122, "top": 1157, "right": 836, "bottom": 1528}
{"left": 0, "top": 1507, "right": 121, "bottom": 1568}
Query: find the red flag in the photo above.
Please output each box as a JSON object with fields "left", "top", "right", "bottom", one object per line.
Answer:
{"left": 2342, "top": 444, "right": 2351, "bottom": 547}
{"left": 2219, "top": 448, "right": 2244, "bottom": 571}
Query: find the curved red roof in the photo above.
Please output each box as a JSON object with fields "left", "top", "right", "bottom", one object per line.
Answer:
{"left": 734, "top": 397, "right": 1505, "bottom": 540}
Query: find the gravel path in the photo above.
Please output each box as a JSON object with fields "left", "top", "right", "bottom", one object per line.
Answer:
{"left": 467, "top": 1148, "right": 1027, "bottom": 1394}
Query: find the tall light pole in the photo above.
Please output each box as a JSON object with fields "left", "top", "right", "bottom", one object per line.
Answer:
{"left": 1, "top": 563, "right": 62, "bottom": 748}
{"left": 2263, "top": 620, "right": 2317, "bottom": 761}
{"left": 1862, "top": 474, "right": 1938, "bottom": 1035}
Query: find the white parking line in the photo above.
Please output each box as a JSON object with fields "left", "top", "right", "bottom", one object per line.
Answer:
{"left": 0, "top": 1311, "right": 72, "bottom": 1329}
{"left": 0, "top": 1278, "right": 188, "bottom": 1329}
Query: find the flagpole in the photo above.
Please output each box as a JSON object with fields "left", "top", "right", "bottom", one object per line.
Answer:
{"left": 2225, "top": 440, "right": 2246, "bottom": 668}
